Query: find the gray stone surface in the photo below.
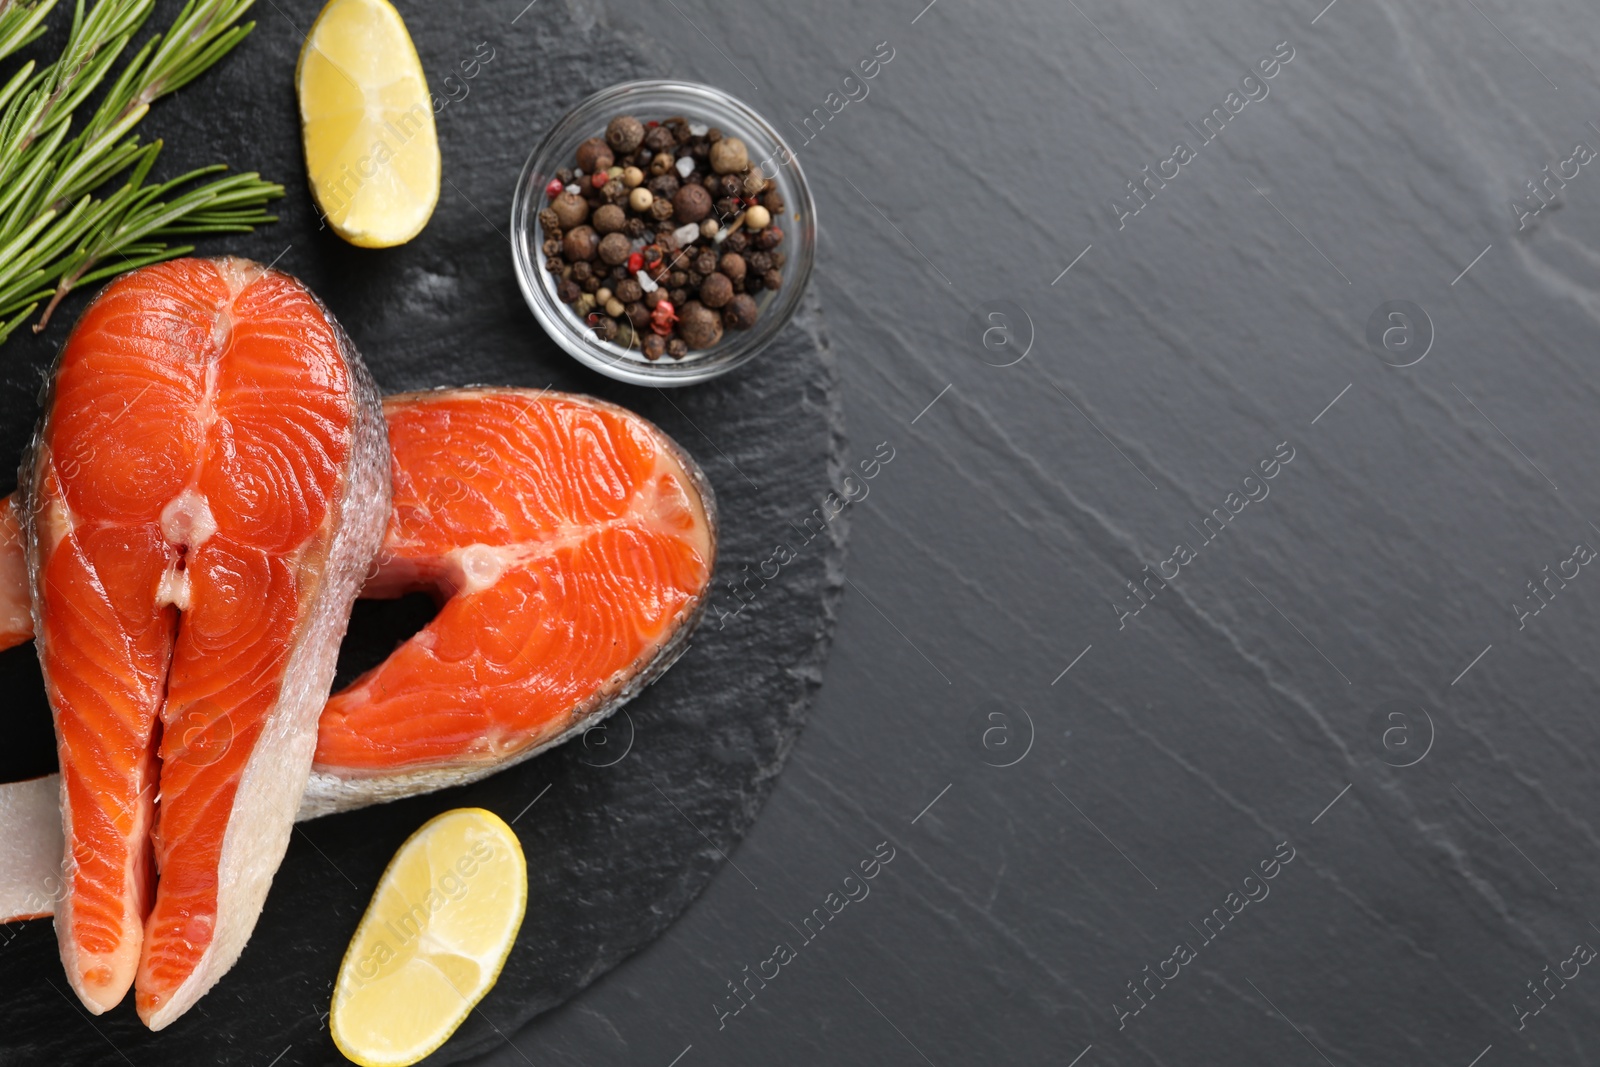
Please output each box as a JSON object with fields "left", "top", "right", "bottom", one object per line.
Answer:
{"left": 477, "top": 0, "right": 1600, "bottom": 1066}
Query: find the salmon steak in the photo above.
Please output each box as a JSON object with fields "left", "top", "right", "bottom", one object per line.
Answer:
{"left": 303, "top": 388, "right": 717, "bottom": 814}
{"left": 0, "top": 387, "right": 715, "bottom": 924}
{"left": 20, "top": 258, "right": 389, "bottom": 1027}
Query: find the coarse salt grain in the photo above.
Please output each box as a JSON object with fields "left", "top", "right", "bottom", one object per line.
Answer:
{"left": 675, "top": 156, "right": 695, "bottom": 179}
{"left": 688, "top": 123, "right": 708, "bottom": 136}
{"left": 565, "top": 184, "right": 580, "bottom": 195}
{"left": 636, "top": 270, "right": 658, "bottom": 293}
{"left": 671, "top": 222, "right": 701, "bottom": 248}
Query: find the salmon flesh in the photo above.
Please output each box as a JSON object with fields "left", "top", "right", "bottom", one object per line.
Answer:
{"left": 20, "top": 258, "right": 390, "bottom": 1027}
{"left": 0, "top": 387, "right": 715, "bottom": 953}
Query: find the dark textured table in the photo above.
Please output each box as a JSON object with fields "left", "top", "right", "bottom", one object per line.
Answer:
{"left": 8, "top": 0, "right": 1600, "bottom": 1062}
{"left": 477, "top": 0, "right": 1600, "bottom": 1065}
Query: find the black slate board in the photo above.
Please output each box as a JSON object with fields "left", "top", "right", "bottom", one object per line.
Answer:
{"left": 0, "top": 1, "right": 843, "bottom": 1062}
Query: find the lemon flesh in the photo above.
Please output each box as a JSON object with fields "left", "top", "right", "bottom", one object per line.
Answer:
{"left": 296, "top": 0, "right": 440, "bottom": 248}
{"left": 331, "top": 809, "right": 527, "bottom": 1067}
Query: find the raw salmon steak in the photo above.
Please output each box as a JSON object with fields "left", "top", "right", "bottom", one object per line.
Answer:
{"left": 302, "top": 388, "right": 716, "bottom": 814}
{"left": 20, "top": 258, "right": 389, "bottom": 1027}
{"left": 0, "top": 388, "right": 713, "bottom": 923}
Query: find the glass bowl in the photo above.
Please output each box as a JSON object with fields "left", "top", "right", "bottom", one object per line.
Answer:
{"left": 511, "top": 80, "right": 816, "bottom": 387}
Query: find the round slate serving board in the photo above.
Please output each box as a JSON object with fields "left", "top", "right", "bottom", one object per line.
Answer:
{"left": 0, "top": 1, "right": 843, "bottom": 1062}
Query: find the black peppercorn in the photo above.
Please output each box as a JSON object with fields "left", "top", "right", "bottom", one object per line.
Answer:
{"left": 557, "top": 278, "right": 581, "bottom": 303}
{"left": 598, "top": 232, "right": 631, "bottom": 265}
{"left": 723, "top": 230, "right": 748, "bottom": 254}
{"left": 592, "top": 204, "right": 626, "bottom": 234}
{"left": 647, "top": 174, "right": 679, "bottom": 199}
{"left": 649, "top": 198, "right": 675, "bottom": 222}
{"left": 755, "top": 225, "right": 784, "bottom": 251}
{"left": 700, "top": 272, "right": 733, "bottom": 308}
{"left": 763, "top": 269, "right": 782, "bottom": 290}
{"left": 606, "top": 115, "right": 645, "bottom": 154}
{"left": 667, "top": 337, "right": 689, "bottom": 359}
{"left": 769, "top": 251, "right": 785, "bottom": 269}
{"left": 761, "top": 189, "right": 786, "bottom": 214}
{"left": 602, "top": 179, "right": 626, "bottom": 204}
{"left": 691, "top": 248, "right": 717, "bottom": 275}
{"left": 669, "top": 287, "right": 688, "bottom": 306}
{"left": 616, "top": 278, "right": 643, "bottom": 303}
{"left": 624, "top": 217, "right": 647, "bottom": 239}
{"left": 581, "top": 276, "right": 600, "bottom": 294}
{"left": 538, "top": 207, "right": 561, "bottom": 232}
{"left": 672, "top": 183, "right": 712, "bottom": 223}
{"left": 563, "top": 225, "right": 599, "bottom": 261}
{"left": 594, "top": 316, "right": 619, "bottom": 341}
{"left": 644, "top": 288, "right": 665, "bottom": 308}
{"left": 667, "top": 270, "right": 689, "bottom": 288}
{"left": 551, "top": 191, "right": 588, "bottom": 229}
{"left": 706, "top": 127, "right": 722, "bottom": 143}
{"left": 718, "top": 253, "right": 746, "bottom": 285}
{"left": 576, "top": 137, "right": 613, "bottom": 173}
{"left": 541, "top": 236, "right": 561, "bottom": 258}
{"left": 722, "top": 293, "right": 758, "bottom": 329}
{"left": 746, "top": 250, "right": 772, "bottom": 274}
{"left": 555, "top": 168, "right": 573, "bottom": 185}
{"left": 718, "top": 174, "right": 743, "bottom": 199}
{"left": 686, "top": 270, "right": 704, "bottom": 289}
{"left": 545, "top": 255, "right": 565, "bottom": 273}
{"left": 642, "top": 333, "right": 667, "bottom": 360}
{"left": 626, "top": 301, "right": 650, "bottom": 329}
{"left": 679, "top": 301, "right": 722, "bottom": 348}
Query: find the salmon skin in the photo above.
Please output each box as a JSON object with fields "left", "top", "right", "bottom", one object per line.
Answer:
{"left": 0, "top": 496, "right": 26, "bottom": 650}
{"left": 20, "top": 258, "right": 390, "bottom": 1027}
{"left": 303, "top": 388, "right": 717, "bottom": 814}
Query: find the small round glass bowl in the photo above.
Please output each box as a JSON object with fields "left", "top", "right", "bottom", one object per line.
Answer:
{"left": 511, "top": 80, "right": 816, "bottom": 387}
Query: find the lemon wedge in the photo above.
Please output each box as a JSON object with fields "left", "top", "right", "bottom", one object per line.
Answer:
{"left": 296, "top": 0, "right": 440, "bottom": 247}
{"left": 331, "top": 808, "right": 527, "bottom": 1067}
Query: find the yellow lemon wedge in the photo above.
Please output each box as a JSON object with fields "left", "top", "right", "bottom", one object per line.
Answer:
{"left": 296, "top": 0, "right": 440, "bottom": 247}
{"left": 331, "top": 809, "right": 527, "bottom": 1067}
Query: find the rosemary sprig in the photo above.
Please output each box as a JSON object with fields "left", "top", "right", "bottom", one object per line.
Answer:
{"left": 0, "top": 0, "right": 282, "bottom": 344}
{"left": 0, "top": 0, "right": 60, "bottom": 62}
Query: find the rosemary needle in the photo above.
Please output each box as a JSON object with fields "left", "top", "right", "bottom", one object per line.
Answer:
{"left": 0, "top": 0, "right": 282, "bottom": 344}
